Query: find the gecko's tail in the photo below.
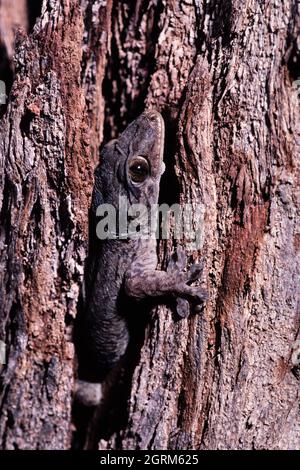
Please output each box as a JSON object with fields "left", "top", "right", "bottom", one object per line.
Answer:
{"left": 74, "top": 380, "right": 102, "bottom": 407}
{"left": 72, "top": 360, "right": 127, "bottom": 448}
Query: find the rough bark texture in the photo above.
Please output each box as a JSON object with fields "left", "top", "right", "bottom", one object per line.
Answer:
{"left": 0, "top": 0, "right": 112, "bottom": 449}
{"left": 0, "top": 0, "right": 299, "bottom": 450}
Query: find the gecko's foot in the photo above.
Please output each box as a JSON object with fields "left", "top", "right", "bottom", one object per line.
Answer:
{"left": 185, "top": 258, "right": 208, "bottom": 308}
{"left": 175, "top": 288, "right": 208, "bottom": 318}
{"left": 168, "top": 248, "right": 208, "bottom": 317}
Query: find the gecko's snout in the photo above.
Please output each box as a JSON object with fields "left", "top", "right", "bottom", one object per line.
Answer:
{"left": 145, "top": 109, "right": 162, "bottom": 121}
{"left": 143, "top": 110, "right": 165, "bottom": 170}
{"left": 144, "top": 109, "right": 164, "bottom": 131}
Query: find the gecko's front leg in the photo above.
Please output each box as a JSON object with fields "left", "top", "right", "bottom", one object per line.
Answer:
{"left": 124, "top": 246, "right": 208, "bottom": 317}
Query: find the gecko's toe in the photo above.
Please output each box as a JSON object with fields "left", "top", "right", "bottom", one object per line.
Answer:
{"left": 194, "top": 303, "right": 205, "bottom": 314}
{"left": 176, "top": 246, "right": 187, "bottom": 270}
{"left": 167, "top": 252, "right": 177, "bottom": 273}
{"left": 187, "top": 259, "right": 205, "bottom": 283}
{"left": 176, "top": 298, "right": 190, "bottom": 318}
{"left": 192, "top": 287, "right": 209, "bottom": 304}
{"left": 167, "top": 247, "right": 187, "bottom": 273}
{"left": 192, "top": 290, "right": 208, "bottom": 314}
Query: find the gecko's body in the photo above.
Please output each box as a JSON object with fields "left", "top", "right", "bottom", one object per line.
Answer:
{"left": 77, "top": 111, "right": 207, "bottom": 391}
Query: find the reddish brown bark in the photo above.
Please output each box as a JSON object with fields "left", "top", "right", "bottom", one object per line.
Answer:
{"left": 0, "top": 0, "right": 111, "bottom": 449}
{"left": 0, "top": 0, "right": 299, "bottom": 450}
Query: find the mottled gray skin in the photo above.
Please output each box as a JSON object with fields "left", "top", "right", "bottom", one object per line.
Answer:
{"left": 84, "top": 110, "right": 207, "bottom": 382}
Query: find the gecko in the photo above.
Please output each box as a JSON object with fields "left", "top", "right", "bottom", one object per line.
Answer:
{"left": 75, "top": 110, "right": 207, "bottom": 405}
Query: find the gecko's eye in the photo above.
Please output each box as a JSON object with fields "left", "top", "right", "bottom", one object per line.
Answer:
{"left": 128, "top": 156, "right": 150, "bottom": 183}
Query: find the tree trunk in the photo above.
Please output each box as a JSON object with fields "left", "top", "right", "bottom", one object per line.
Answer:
{"left": 0, "top": 0, "right": 299, "bottom": 450}
{"left": 0, "top": 0, "right": 112, "bottom": 449}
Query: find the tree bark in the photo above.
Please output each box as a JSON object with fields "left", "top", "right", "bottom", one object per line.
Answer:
{"left": 0, "top": 0, "right": 112, "bottom": 449}
{"left": 0, "top": 0, "right": 299, "bottom": 450}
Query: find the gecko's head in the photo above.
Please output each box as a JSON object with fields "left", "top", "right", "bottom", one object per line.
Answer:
{"left": 100, "top": 110, "right": 165, "bottom": 207}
